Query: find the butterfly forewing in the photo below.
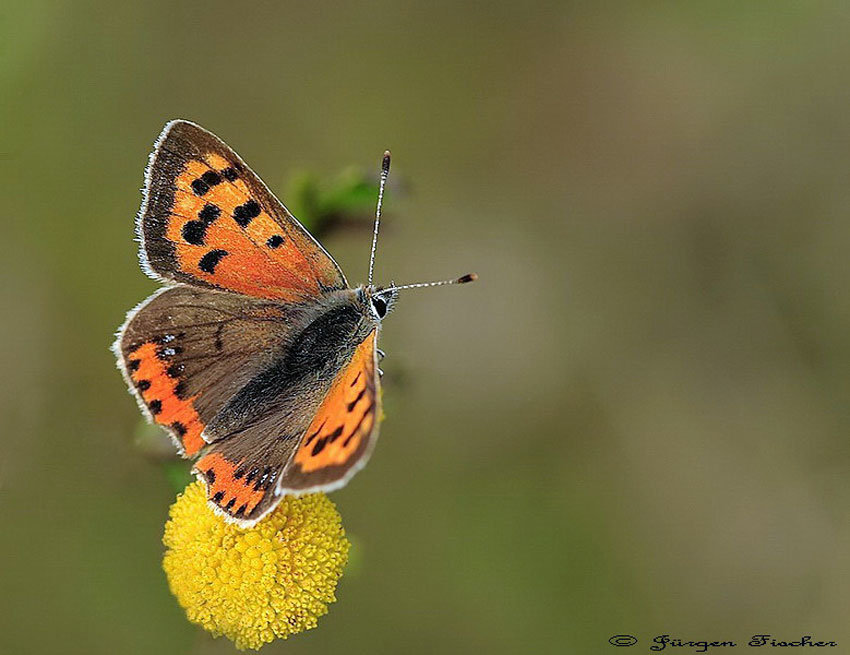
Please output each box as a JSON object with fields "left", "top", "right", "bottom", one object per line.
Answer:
{"left": 140, "top": 120, "right": 346, "bottom": 300}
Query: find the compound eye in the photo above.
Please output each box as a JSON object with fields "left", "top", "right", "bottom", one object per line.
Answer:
{"left": 371, "top": 296, "right": 387, "bottom": 319}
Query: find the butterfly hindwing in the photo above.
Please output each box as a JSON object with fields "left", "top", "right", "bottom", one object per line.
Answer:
{"left": 115, "top": 285, "right": 301, "bottom": 455}
{"left": 139, "top": 120, "right": 346, "bottom": 300}
{"left": 194, "top": 432, "right": 295, "bottom": 524}
{"left": 278, "top": 330, "right": 381, "bottom": 493}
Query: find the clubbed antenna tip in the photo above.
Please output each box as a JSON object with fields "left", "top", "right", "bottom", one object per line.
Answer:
{"left": 382, "top": 273, "right": 479, "bottom": 293}
{"left": 368, "top": 149, "right": 392, "bottom": 287}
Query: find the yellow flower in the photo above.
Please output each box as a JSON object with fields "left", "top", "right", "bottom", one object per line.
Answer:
{"left": 162, "top": 481, "right": 350, "bottom": 650}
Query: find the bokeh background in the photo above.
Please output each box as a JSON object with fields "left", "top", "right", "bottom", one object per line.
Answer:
{"left": 3, "top": 2, "right": 850, "bottom": 653}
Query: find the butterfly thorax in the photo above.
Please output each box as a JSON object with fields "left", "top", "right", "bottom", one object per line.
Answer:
{"left": 284, "top": 288, "right": 379, "bottom": 379}
{"left": 199, "top": 288, "right": 377, "bottom": 441}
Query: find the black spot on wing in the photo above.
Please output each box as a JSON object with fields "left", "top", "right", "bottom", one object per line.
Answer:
{"left": 344, "top": 401, "right": 375, "bottom": 447}
{"left": 137, "top": 379, "right": 151, "bottom": 391}
{"left": 311, "top": 426, "right": 344, "bottom": 456}
{"left": 171, "top": 422, "right": 187, "bottom": 436}
{"left": 148, "top": 399, "right": 162, "bottom": 415}
{"left": 233, "top": 200, "right": 261, "bottom": 227}
{"left": 201, "top": 170, "right": 221, "bottom": 187}
{"left": 191, "top": 179, "right": 209, "bottom": 196}
{"left": 328, "top": 425, "right": 345, "bottom": 443}
{"left": 182, "top": 220, "right": 207, "bottom": 245}
{"left": 198, "top": 203, "right": 221, "bottom": 224}
{"left": 304, "top": 420, "right": 326, "bottom": 446}
{"left": 347, "top": 387, "right": 367, "bottom": 411}
{"left": 266, "top": 234, "right": 284, "bottom": 249}
{"left": 221, "top": 167, "right": 238, "bottom": 182}
{"left": 198, "top": 249, "right": 228, "bottom": 273}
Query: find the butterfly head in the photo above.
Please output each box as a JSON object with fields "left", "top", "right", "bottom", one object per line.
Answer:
{"left": 357, "top": 285, "right": 399, "bottom": 322}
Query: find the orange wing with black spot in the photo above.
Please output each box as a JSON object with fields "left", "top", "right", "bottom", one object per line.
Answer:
{"left": 188, "top": 330, "right": 380, "bottom": 525}
{"left": 114, "top": 285, "right": 297, "bottom": 457}
{"left": 278, "top": 330, "right": 381, "bottom": 493}
{"left": 139, "top": 120, "right": 346, "bottom": 300}
{"left": 193, "top": 448, "right": 285, "bottom": 524}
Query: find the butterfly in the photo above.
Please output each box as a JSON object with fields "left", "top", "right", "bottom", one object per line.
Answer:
{"left": 113, "top": 120, "right": 476, "bottom": 526}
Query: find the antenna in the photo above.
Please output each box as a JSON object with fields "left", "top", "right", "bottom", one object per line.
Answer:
{"left": 368, "top": 150, "right": 391, "bottom": 287}
{"left": 379, "top": 273, "right": 478, "bottom": 294}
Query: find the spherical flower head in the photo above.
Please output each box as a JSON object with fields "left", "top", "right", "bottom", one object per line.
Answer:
{"left": 163, "top": 481, "right": 350, "bottom": 650}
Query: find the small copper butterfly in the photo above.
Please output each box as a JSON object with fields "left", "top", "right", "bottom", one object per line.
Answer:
{"left": 113, "top": 120, "right": 476, "bottom": 526}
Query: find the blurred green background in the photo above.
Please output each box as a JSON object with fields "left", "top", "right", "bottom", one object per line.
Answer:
{"left": 3, "top": 2, "right": 850, "bottom": 653}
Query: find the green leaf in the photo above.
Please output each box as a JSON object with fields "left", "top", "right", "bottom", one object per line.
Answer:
{"left": 284, "top": 166, "right": 383, "bottom": 238}
{"left": 162, "top": 460, "right": 194, "bottom": 494}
